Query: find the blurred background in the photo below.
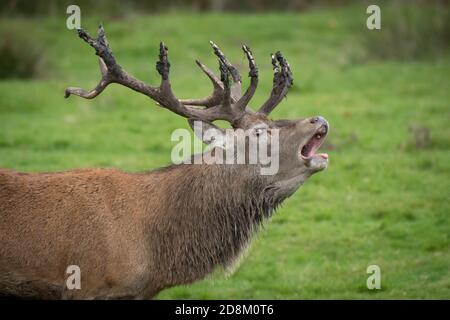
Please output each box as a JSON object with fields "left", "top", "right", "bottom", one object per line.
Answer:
{"left": 0, "top": 0, "right": 449, "bottom": 298}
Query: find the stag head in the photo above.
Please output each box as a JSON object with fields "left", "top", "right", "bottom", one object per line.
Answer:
{"left": 65, "top": 26, "right": 329, "bottom": 194}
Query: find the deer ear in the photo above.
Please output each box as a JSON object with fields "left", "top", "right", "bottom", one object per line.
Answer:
{"left": 188, "top": 118, "right": 225, "bottom": 146}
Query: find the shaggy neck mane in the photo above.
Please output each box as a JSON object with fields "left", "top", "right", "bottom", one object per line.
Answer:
{"left": 145, "top": 163, "right": 285, "bottom": 288}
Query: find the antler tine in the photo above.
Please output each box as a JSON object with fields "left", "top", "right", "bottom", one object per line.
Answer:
{"left": 209, "top": 41, "right": 236, "bottom": 111}
{"left": 209, "top": 41, "right": 241, "bottom": 84}
{"left": 179, "top": 60, "right": 224, "bottom": 108}
{"left": 156, "top": 41, "right": 170, "bottom": 81}
{"left": 234, "top": 44, "right": 258, "bottom": 113}
{"left": 64, "top": 27, "right": 116, "bottom": 99}
{"left": 258, "top": 51, "right": 293, "bottom": 115}
{"left": 64, "top": 58, "right": 111, "bottom": 99}
{"left": 179, "top": 42, "right": 246, "bottom": 110}
{"left": 65, "top": 25, "right": 240, "bottom": 122}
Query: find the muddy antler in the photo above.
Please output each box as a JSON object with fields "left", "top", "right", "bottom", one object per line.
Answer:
{"left": 182, "top": 43, "right": 258, "bottom": 112}
{"left": 258, "top": 51, "right": 293, "bottom": 115}
{"left": 65, "top": 26, "right": 243, "bottom": 122}
{"left": 65, "top": 25, "right": 290, "bottom": 124}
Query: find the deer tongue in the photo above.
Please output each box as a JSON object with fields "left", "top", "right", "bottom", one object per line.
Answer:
{"left": 301, "top": 133, "right": 326, "bottom": 158}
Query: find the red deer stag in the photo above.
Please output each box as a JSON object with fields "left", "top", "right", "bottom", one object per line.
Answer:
{"left": 0, "top": 26, "right": 329, "bottom": 299}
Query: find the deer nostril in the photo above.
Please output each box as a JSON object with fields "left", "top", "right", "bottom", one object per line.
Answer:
{"left": 310, "top": 117, "right": 319, "bottom": 124}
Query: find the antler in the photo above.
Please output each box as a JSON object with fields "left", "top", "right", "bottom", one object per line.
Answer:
{"left": 65, "top": 26, "right": 240, "bottom": 122}
{"left": 258, "top": 51, "right": 293, "bottom": 115}
{"left": 65, "top": 25, "right": 291, "bottom": 124}
{"left": 179, "top": 41, "right": 256, "bottom": 111}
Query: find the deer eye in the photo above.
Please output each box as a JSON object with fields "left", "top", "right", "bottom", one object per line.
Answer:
{"left": 254, "top": 127, "right": 270, "bottom": 137}
{"left": 254, "top": 128, "right": 265, "bottom": 136}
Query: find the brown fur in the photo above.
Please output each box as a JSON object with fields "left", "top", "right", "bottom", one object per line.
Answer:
{"left": 0, "top": 162, "right": 287, "bottom": 299}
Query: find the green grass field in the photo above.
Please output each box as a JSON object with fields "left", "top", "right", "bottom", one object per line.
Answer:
{"left": 0, "top": 5, "right": 449, "bottom": 299}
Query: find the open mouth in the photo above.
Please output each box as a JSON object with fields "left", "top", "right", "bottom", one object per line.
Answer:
{"left": 300, "top": 125, "right": 328, "bottom": 160}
